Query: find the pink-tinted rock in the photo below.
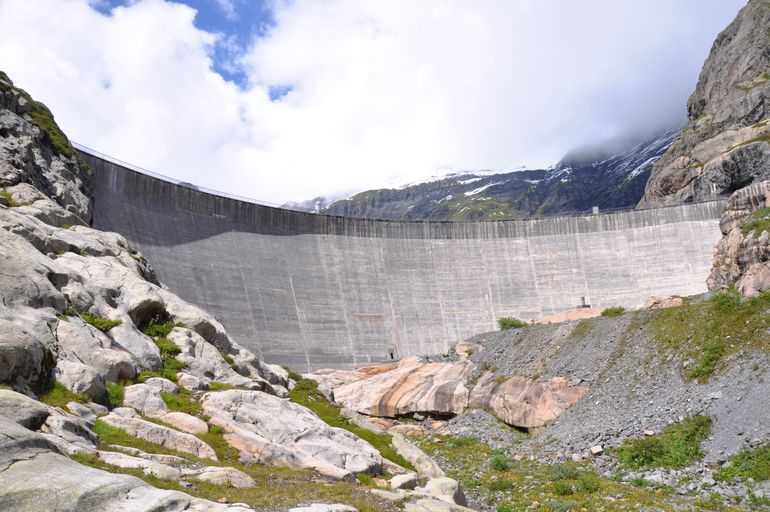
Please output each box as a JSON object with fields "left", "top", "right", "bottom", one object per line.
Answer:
{"left": 469, "top": 373, "right": 588, "bottom": 430}
{"left": 328, "top": 356, "right": 473, "bottom": 418}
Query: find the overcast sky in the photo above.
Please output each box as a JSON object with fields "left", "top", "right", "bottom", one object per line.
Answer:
{"left": 0, "top": 0, "right": 745, "bottom": 204}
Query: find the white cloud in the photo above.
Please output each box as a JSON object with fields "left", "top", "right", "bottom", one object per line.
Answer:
{"left": 0, "top": 0, "right": 746, "bottom": 203}
{"left": 214, "top": 0, "right": 237, "bottom": 20}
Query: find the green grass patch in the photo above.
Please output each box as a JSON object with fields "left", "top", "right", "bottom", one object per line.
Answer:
{"left": 39, "top": 381, "right": 89, "bottom": 409}
{"left": 160, "top": 389, "right": 203, "bottom": 416}
{"left": 81, "top": 313, "right": 122, "bottom": 332}
{"left": 490, "top": 453, "right": 510, "bottom": 471}
{"left": 740, "top": 206, "right": 770, "bottom": 237}
{"left": 140, "top": 319, "right": 177, "bottom": 338}
{"left": 355, "top": 472, "right": 373, "bottom": 485}
{"left": 489, "top": 479, "right": 515, "bottom": 491}
{"left": 550, "top": 463, "right": 580, "bottom": 481}
{"left": 552, "top": 480, "right": 575, "bottom": 496}
{"left": 288, "top": 378, "right": 413, "bottom": 471}
{"left": 498, "top": 317, "right": 527, "bottom": 330}
{"left": 28, "top": 100, "right": 74, "bottom": 157}
{"left": 0, "top": 188, "right": 31, "bottom": 207}
{"left": 208, "top": 381, "right": 235, "bottom": 391}
{"left": 726, "top": 133, "right": 770, "bottom": 153}
{"left": 571, "top": 319, "right": 594, "bottom": 338}
{"left": 151, "top": 337, "right": 187, "bottom": 382}
{"left": 106, "top": 381, "right": 126, "bottom": 408}
{"left": 715, "top": 444, "right": 770, "bottom": 483}
{"left": 283, "top": 366, "right": 304, "bottom": 382}
{"left": 59, "top": 307, "right": 122, "bottom": 332}
{"left": 616, "top": 415, "right": 711, "bottom": 470}
{"left": 601, "top": 307, "right": 626, "bottom": 317}
{"left": 653, "top": 290, "right": 770, "bottom": 381}
{"left": 196, "top": 423, "right": 240, "bottom": 461}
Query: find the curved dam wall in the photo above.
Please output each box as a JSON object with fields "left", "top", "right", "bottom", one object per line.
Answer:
{"left": 83, "top": 150, "right": 727, "bottom": 371}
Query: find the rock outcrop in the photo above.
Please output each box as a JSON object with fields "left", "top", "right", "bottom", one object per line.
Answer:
{"left": 203, "top": 389, "right": 382, "bottom": 479}
{"left": 307, "top": 354, "right": 587, "bottom": 431}
{"left": 639, "top": 0, "right": 770, "bottom": 207}
{"left": 708, "top": 180, "right": 770, "bottom": 294}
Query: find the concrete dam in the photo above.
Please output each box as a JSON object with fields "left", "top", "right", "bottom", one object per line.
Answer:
{"left": 82, "top": 149, "right": 727, "bottom": 371}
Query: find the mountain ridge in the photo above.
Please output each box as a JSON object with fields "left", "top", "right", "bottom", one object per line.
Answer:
{"left": 288, "top": 127, "right": 680, "bottom": 221}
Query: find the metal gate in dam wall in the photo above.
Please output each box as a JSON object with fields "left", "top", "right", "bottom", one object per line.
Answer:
{"left": 81, "top": 149, "right": 727, "bottom": 371}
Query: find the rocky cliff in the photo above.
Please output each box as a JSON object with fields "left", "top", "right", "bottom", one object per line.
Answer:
{"left": 639, "top": 0, "right": 770, "bottom": 207}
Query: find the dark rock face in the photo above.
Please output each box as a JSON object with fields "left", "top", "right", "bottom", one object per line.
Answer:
{"left": 316, "top": 128, "right": 678, "bottom": 221}
{"left": 639, "top": 0, "right": 770, "bottom": 207}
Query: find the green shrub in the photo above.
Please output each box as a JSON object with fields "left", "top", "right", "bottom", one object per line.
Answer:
{"left": 490, "top": 453, "right": 510, "bottom": 471}
{"left": 715, "top": 444, "right": 770, "bottom": 482}
{"left": 601, "top": 307, "right": 626, "bottom": 317}
{"left": 141, "top": 318, "right": 176, "bottom": 338}
{"left": 552, "top": 480, "right": 574, "bottom": 496}
{"left": 355, "top": 473, "right": 373, "bottom": 485}
{"left": 577, "top": 472, "right": 602, "bottom": 493}
{"left": 550, "top": 463, "right": 580, "bottom": 481}
{"left": 106, "top": 381, "right": 125, "bottom": 408}
{"left": 498, "top": 317, "right": 527, "bottom": 330}
{"left": 39, "top": 381, "right": 89, "bottom": 409}
{"left": 617, "top": 415, "right": 711, "bottom": 470}
{"left": 151, "top": 337, "right": 187, "bottom": 382}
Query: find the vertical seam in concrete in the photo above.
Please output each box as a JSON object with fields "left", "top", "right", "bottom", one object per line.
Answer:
{"left": 430, "top": 240, "right": 451, "bottom": 353}
{"left": 525, "top": 238, "right": 542, "bottom": 318}
{"left": 387, "top": 287, "right": 404, "bottom": 358}
{"left": 574, "top": 231, "right": 591, "bottom": 308}
{"left": 289, "top": 276, "right": 312, "bottom": 372}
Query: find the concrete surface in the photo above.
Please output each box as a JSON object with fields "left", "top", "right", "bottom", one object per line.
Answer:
{"left": 83, "top": 151, "right": 725, "bottom": 371}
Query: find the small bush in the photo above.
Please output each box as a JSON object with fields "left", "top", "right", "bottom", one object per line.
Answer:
{"left": 601, "top": 307, "right": 626, "bottom": 317}
{"left": 617, "top": 415, "right": 711, "bottom": 470}
{"left": 355, "top": 473, "right": 373, "bottom": 485}
{"left": 152, "top": 337, "right": 187, "bottom": 382}
{"left": 490, "top": 454, "right": 510, "bottom": 472}
{"left": 106, "top": 381, "right": 125, "bottom": 408}
{"left": 498, "top": 317, "right": 527, "bottom": 330}
{"left": 550, "top": 464, "right": 580, "bottom": 481}
{"left": 141, "top": 318, "right": 176, "bottom": 338}
{"left": 552, "top": 480, "right": 574, "bottom": 496}
{"left": 40, "top": 381, "right": 89, "bottom": 408}
{"left": 577, "top": 472, "right": 602, "bottom": 493}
